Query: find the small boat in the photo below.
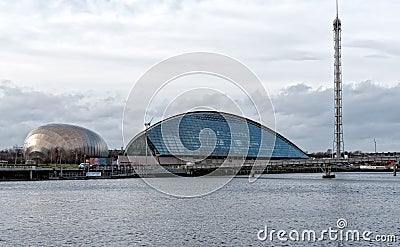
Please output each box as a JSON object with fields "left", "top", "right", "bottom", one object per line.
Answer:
{"left": 322, "top": 169, "right": 335, "bottom": 178}
{"left": 360, "top": 165, "right": 388, "bottom": 170}
{"left": 322, "top": 165, "right": 335, "bottom": 178}
{"left": 323, "top": 173, "right": 336, "bottom": 179}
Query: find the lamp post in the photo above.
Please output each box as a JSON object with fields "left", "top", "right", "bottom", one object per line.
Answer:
{"left": 14, "top": 148, "right": 18, "bottom": 165}
{"left": 59, "top": 151, "right": 63, "bottom": 178}
{"left": 144, "top": 119, "right": 152, "bottom": 175}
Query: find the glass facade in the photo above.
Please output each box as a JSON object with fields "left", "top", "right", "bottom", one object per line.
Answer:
{"left": 126, "top": 111, "right": 308, "bottom": 159}
{"left": 24, "top": 124, "right": 109, "bottom": 162}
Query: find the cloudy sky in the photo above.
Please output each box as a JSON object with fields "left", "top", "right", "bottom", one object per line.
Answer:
{"left": 1, "top": 0, "right": 399, "bottom": 152}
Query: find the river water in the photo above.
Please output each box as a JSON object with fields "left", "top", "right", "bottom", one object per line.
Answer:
{"left": 0, "top": 172, "right": 399, "bottom": 246}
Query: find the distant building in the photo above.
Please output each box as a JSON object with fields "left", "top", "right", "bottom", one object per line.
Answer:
{"left": 24, "top": 123, "right": 109, "bottom": 164}
{"left": 125, "top": 111, "right": 307, "bottom": 166}
{"left": 0, "top": 146, "right": 24, "bottom": 164}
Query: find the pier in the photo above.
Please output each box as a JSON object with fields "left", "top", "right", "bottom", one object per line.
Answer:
{"left": 1, "top": 154, "right": 398, "bottom": 180}
{"left": 0, "top": 165, "right": 139, "bottom": 181}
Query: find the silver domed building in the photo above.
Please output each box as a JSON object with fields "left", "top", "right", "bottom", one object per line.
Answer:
{"left": 24, "top": 124, "right": 109, "bottom": 163}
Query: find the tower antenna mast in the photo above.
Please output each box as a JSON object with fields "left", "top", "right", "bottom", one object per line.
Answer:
{"left": 336, "top": 0, "right": 339, "bottom": 18}
{"left": 333, "top": 0, "right": 344, "bottom": 158}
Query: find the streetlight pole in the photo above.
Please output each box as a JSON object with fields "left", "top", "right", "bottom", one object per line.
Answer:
{"left": 60, "top": 152, "right": 63, "bottom": 178}
{"left": 144, "top": 119, "right": 152, "bottom": 176}
{"left": 373, "top": 138, "right": 377, "bottom": 166}
{"left": 145, "top": 126, "right": 148, "bottom": 166}
{"left": 14, "top": 148, "right": 18, "bottom": 165}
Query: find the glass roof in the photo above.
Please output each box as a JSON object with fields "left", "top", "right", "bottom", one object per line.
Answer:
{"left": 126, "top": 111, "right": 308, "bottom": 159}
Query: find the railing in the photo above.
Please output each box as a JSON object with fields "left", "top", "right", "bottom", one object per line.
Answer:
{"left": 0, "top": 166, "right": 47, "bottom": 171}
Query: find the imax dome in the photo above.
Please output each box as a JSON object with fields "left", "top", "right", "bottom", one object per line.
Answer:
{"left": 24, "top": 124, "right": 109, "bottom": 163}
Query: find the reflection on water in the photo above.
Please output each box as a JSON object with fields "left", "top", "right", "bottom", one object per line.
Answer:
{"left": 0, "top": 173, "right": 399, "bottom": 246}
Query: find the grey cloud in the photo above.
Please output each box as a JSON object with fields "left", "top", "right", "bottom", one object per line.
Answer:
{"left": 252, "top": 51, "right": 322, "bottom": 62}
{"left": 347, "top": 39, "right": 400, "bottom": 57}
{"left": 272, "top": 81, "right": 400, "bottom": 153}
{"left": 2, "top": 80, "right": 400, "bottom": 154}
{"left": 1, "top": 0, "right": 400, "bottom": 153}
{"left": 1, "top": 0, "right": 399, "bottom": 97}
{"left": 143, "top": 90, "right": 251, "bottom": 125}
{"left": 126, "top": 79, "right": 400, "bottom": 154}
{"left": 364, "top": 54, "right": 390, "bottom": 59}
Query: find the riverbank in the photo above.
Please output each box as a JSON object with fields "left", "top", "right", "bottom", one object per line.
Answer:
{"left": 0, "top": 165, "right": 396, "bottom": 181}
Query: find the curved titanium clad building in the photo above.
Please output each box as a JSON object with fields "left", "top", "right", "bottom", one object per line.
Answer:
{"left": 126, "top": 111, "right": 308, "bottom": 160}
{"left": 24, "top": 124, "right": 109, "bottom": 163}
